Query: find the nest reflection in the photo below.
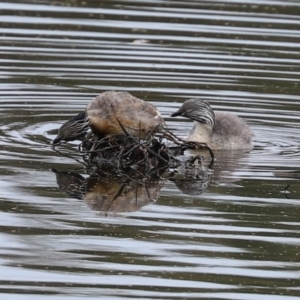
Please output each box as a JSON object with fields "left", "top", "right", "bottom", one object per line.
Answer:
{"left": 53, "top": 167, "right": 165, "bottom": 214}
{"left": 52, "top": 132, "right": 253, "bottom": 210}
{"left": 163, "top": 154, "right": 211, "bottom": 195}
{"left": 52, "top": 130, "right": 217, "bottom": 211}
{"left": 53, "top": 151, "right": 217, "bottom": 214}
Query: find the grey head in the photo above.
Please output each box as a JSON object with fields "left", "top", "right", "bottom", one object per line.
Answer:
{"left": 52, "top": 112, "right": 90, "bottom": 146}
{"left": 171, "top": 99, "right": 215, "bottom": 128}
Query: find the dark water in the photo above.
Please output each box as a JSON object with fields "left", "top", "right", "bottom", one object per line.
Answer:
{"left": 1, "top": 1, "right": 300, "bottom": 299}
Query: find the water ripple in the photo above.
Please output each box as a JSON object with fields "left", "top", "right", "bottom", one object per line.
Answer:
{"left": 0, "top": 0, "right": 300, "bottom": 299}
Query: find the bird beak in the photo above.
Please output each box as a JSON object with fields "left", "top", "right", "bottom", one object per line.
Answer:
{"left": 51, "top": 138, "right": 61, "bottom": 150}
{"left": 170, "top": 110, "right": 182, "bottom": 117}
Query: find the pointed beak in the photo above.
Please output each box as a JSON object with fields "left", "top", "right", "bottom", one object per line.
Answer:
{"left": 170, "top": 110, "right": 182, "bottom": 117}
{"left": 51, "top": 137, "right": 62, "bottom": 149}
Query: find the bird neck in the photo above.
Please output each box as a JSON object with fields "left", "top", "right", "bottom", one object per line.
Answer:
{"left": 187, "top": 121, "right": 213, "bottom": 143}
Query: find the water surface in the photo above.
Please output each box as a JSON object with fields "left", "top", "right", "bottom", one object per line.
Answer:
{"left": 1, "top": 1, "right": 300, "bottom": 299}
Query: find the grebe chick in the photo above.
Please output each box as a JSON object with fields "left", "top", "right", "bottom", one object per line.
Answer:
{"left": 52, "top": 91, "right": 164, "bottom": 145}
{"left": 171, "top": 99, "right": 253, "bottom": 151}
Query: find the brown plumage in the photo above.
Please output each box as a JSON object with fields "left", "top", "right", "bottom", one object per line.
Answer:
{"left": 52, "top": 91, "right": 164, "bottom": 145}
{"left": 52, "top": 169, "right": 162, "bottom": 214}
{"left": 87, "top": 91, "right": 164, "bottom": 139}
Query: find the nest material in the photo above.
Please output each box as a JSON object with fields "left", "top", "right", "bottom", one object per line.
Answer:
{"left": 78, "top": 130, "right": 214, "bottom": 173}
{"left": 52, "top": 132, "right": 215, "bottom": 213}
{"left": 53, "top": 130, "right": 215, "bottom": 207}
{"left": 81, "top": 134, "right": 169, "bottom": 168}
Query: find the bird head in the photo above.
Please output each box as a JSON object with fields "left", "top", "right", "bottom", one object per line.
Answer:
{"left": 51, "top": 112, "right": 90, "bottom": 146}
{"left": 171, "top": 99, "right": 215, "bottom": 128}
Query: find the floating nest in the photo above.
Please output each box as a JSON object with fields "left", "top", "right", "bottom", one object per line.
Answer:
{"left": 74, "top": 130, "right": 214, "bottom": 174}
{"left": 53, "top": 121, "right": 215, "bottom": 192}
{"left": 52, "top": 128, "right": 216, "bottom": 213}
{"left": 52, "top": 131, "right": 215, "bottom": 214}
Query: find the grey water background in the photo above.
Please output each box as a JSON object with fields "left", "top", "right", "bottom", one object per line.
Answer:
{"left": 1, "top": 0, "right": 300, "bottom": 299}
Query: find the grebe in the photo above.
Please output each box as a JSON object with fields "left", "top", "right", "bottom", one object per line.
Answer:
{"left": 52, "top": 91, "right": 164, "bottom": 145}
{"left": 171, "top": 98, "right": 253, "bottom": 151}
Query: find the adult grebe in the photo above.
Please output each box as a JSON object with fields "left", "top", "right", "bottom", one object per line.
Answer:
{"left": 52, "top": 91, "right": 164, "bottom": 145}
{"left": 171, "top": 98, "right": 253, "bottom": 151}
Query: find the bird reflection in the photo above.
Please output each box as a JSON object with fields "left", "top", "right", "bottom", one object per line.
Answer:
{"left": 53, "top": 149, "right": 251, "bottom": 204}
{"left": 170, "top": 150, "right": 251, "bottom": 195}
{"left": 52, "top": 168, "right": 164, "bottom": 214}
{"left": 170, "top": 172, "right": 213, "bottom": 196}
